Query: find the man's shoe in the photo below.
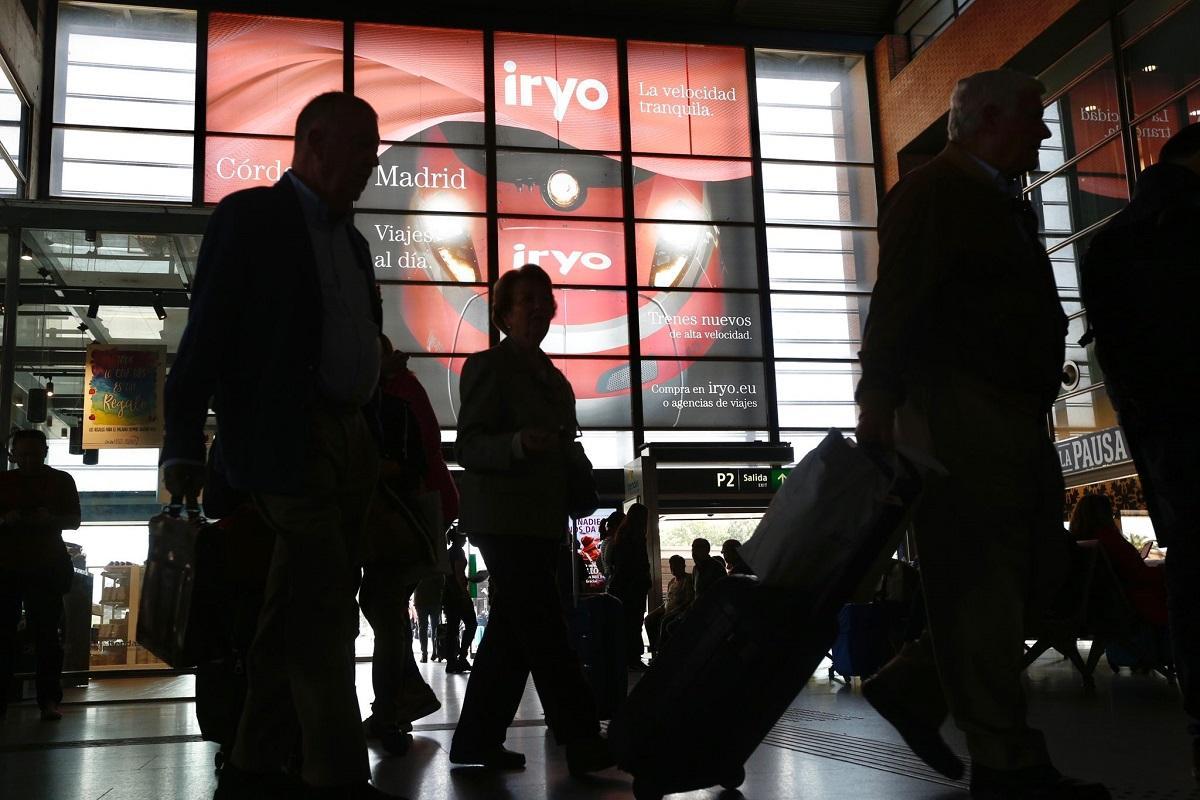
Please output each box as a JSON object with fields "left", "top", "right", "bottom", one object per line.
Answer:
{"left": 396, "top": 687, "right": 441, "bottom": 723}
{"left": 565, "top": 735, "right": 616, "bottom": 777}
{"left": 363, "top": 715, "right": 413, "bottom": 756}
{"left": 420, "top": 653, "right": 428, "bottom": 663}
{"left": 970, "top": 764, "right": 1111, "bottom": 799}
{"left": 213, "top": 762, "right": 299, "bottom": 800}
{"left": 39, "top": 703, "right": 63, "bottom": 722}
{"left": 862, "top": 676, "right": 963, "bottom": 779}
{"left": 446, "top": 659, "right": 471, "bottom": 674}
{"left": 448, "top": 743, "right": 527, "bottom": 769}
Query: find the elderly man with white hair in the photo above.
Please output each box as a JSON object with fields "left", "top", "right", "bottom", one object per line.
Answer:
{"left": 854, "top": 70, "right": 1109, "bottom": 799}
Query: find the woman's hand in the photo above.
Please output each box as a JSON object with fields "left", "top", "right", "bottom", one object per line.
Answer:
{"left": 520, "top": 427, "right": 559, "bottom": 455}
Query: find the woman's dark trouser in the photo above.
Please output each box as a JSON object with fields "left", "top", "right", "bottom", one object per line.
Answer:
{"left": 451, "top": 534, "right": 599, "bottom": 751}
{"left": 610, "top": 586, "right": 648, "bottom": 663}
{"left": 0, "top": 569, "right": 65, "bottom": 709}
{"left": 416, "top": 605, "right": 440, "bottom": 657}
{"left": 359, "top": 570, "right": 418, "bottom": 727}
{"left": 443, "top": 588, "right": 477, "bottom": 662}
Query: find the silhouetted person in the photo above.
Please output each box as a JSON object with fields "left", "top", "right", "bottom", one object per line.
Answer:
{"left": 856, "top": 70, "right": 1107, "bottom": 799}
{"left": 360, "top": 336, "right": 446, "bottom": 756}
{"left": 1081, "top": 122, "right": 1200, "bottom": 782}
{"left": 443, "top": 530, "right": 477, "bottom": 674}
{"left": 645, "top": 555, "right": 693, "bottom": 657}
{"left": 1070, "top": 494, "right": 1167, "bottom": 628}
{"left": 720, "top": 539, "right": 753, "bottom": 576}
{"left": 414, "top": 574, "right": 444, "bottom": 663}
{"left": 605, "top": 503, "right": 652, "bottom": 669}
{"left": 450, "top": 264, "right": 612, "bottom": 776}
{"left": 690, "top": 538, "right": 724, "bottom": 597}
{"left": 163, "top": 92, "right": 402, "bottom": 799}
{"left": 0, "top": 429, "right": 81, "bottom": 722}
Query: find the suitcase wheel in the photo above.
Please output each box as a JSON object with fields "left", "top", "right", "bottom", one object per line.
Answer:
{"left": 632, "top": 777, "right": 664, "bottom": 800}
{"left": 720, "top": 765, "right": 746, "bottom": 791}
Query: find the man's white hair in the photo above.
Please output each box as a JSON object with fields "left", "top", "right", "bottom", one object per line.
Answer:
{"left": 947, "top": 69, "right": 1045, "bottom": 142}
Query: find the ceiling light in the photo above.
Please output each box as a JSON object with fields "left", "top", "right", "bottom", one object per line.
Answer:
{"left": 20, "top": 245, "right": 32, "bottom": 261}
{"left": 46, "top": 379, "right": 54, "bottom": 398}
{"left": 1191, "top": 110, "right": 1200, "bottom": 117}
{"left": 1083, "top": 105, "right": 1098, "bottom": 112}
{"left": 87, "top": 290, "right": 99, "bottom": 319}
{"left": 152, "top": 292, "right": 167, "bottom": 321}
{"left": 1142, "top": 64, "right": 1158, "bottom": 72}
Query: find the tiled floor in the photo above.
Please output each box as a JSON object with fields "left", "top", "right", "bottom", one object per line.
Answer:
{"left": 1, "top": 645, "right": 1197, "bottom": 800}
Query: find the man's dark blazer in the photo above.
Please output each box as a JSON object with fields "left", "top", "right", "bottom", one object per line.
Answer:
{"left": 163, "top": 177, "right": 383, "bottom": 496}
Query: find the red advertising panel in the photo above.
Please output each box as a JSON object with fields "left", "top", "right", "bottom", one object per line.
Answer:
{"left": 498, "top": 219, "right": 625, "bottom": 286}
{"left": 1061, "top": 69, "right": 1133, "bottom": 200}
{"left": 207, "top": 14, "right": 343, "bottom": 136}
{"left": 355, "top": 24, "right": 485, "bottom": 145}
{"left": 204, "top": 136, "right": 293, "bottom": 203}
{"left": 493, "top": 33, "right": 620, "bottom": 151}
{"left": 627, "top": 41, "right": 751, "bottom": 157}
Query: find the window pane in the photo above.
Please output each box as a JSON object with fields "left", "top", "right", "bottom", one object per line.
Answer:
{"left": 499, "top": 218, "right": 625, "bottom": 286}
{"left": 639, "top": 291, "right": 762, "bottom": 358}
{"left": 355, "top": 23, "right": 484, "bottom": 146}
{"left": 494, "top": 32, "right": 620, "bottom": 151}
{"left": 56, "top": 4, "right": 196, "bottom": 130}
{"left": 754, "top": 51, "right": 872, "bottom": 163}
{"left": 1120, "top": 0, "right": 1192, "bottom": 44}
{"left": 1134, "top": 92, "right": 1200, "bottom": 169}
{"left": 642, "top": 359, "right": 768, "bottom": 428}
{"left": 635, "top": 221, "right": 757, "bottom": 290}
{"left": 204, "top": 136, "right": 291, "bottom": 203}
{"left": 627, "top": 41, "right": 750, "bottom": 158}
{"left": 357, "top": 212, "right": 488, "bottom": 282}
{"left": 26, "top": 229, "right": 192, "bottom": 289}
{"left": 779, "top": 430, "right": 840, "bottom": 462}
{"left": 380, "top": 284, "right": 488, "bottom": 356}
{"left": 1044, "top": 61, "right": 1121, "bottom": 168}
{"left": 1123, "top": 0, "right": 1200, "bottom": 118}
{"left": 53, "top": 128, "right": 193, "bottom": 201}
{"left": 771, "top": 294, "right": 867, "bottom": 359}
{"left": 358, "top": 142, "right": 487, "bottom": 213}
{"left": 766, "top": 226, "right": 876, "bottom": 292}
{"left": 404, "top": 355, "right": 464, "bottom": 427}
{"left": 909, "top": 0, "right": 955, "bottom": 49}
{"left": 761, "top": 162, "right": 877, "bottom": 226}
{"left": 1029, "top": 138, "right": 1128, "bottom": 237}
{"left": 1039, "top": 25, "right": 1112, "bottom": 100}
{"left": 496, "top": 150, "right": 623, "bottom": 217}
{"left": 207, "top": 14, "right": 342, "bottom": 136}
{"left": 776, "top": 361, "right": 859, "bottom": 428}
{"left": 0, "top": 156, "right": 16, "bottom": 195}
{"left": 579, "top": 431, "right": 635, "bottom": 468}
{"left": 1052, "top": 385, "right": 1118, "bottom": 440}
{"left": 554, "top": 359, "right": 633, "bottom": 427}
{"left": 537, "top": 288, "right": 630, "bottom": 357}
{"left": 633, "top": 156, "right": 754, "bottom": 223}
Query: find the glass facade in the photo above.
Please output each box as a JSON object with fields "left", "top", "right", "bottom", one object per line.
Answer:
{"left": 1, "top": 55, "right": 29, "bottom": 196}
{"left": 1030, "top": 0, "right": 1200, "bottom": 446}
{"left": 3, "top": 3, "right": 882, "bottom": 669}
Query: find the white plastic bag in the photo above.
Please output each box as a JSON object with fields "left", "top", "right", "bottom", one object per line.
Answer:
{"left": 741, "top": 430, "right": 910, "bottom": 593}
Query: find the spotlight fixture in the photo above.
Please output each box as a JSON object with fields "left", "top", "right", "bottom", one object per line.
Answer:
{"left": 84, "top": 229, "right": 96, "bottom": 243}
{"left": 1142, "top": 64, "right": 1158, "bottom": 72}
{"left": 46, "top": 379, "right": 54, "bottom": 398}
{"left": 20, "top": 245, "right": 33, "bottom": 261}
{"left": 86, "top": 290, "right": 99, "bottom": 319}
{"left": 152, "top": 291, "right": 166, "bottom": 321}
{"left": 37, "top": 266, "right": 51, "bottom": 279}
{"left": 77, "top": 323, "right": 89, "bottom": 333}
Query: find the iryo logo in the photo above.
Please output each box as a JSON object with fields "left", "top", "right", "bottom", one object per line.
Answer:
{"left": 502, "top": 60, "right": 610, "bottom": 123}
{"left": 512, "top": 243, "right": 613, "bottom": 276}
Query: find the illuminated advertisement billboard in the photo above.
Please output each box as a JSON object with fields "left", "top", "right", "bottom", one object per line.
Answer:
{"left": 201, "top": 22, "right": 854, "bottom": 433}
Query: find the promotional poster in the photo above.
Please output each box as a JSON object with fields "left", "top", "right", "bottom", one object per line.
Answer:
{"left": 83, "top": 344, "right": 166, "bottom": 449}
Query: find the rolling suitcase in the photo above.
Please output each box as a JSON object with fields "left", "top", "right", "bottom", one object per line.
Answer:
{"left": 829, "top": 601, "right": 898, "bottom": 682}
{"left": 568, "top": 593, "right": 627, "bottom": 720}
{"left": 608, "top": 431, "right": 920, "bottom": 800}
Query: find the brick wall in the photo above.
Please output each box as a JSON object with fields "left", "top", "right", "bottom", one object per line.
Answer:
{"left": 875, "top": 0, "right": 1083, "bottom": 189}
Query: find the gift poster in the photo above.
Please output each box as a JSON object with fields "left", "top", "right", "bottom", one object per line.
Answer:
{"left": 83, "top": 345, "right": 166, "bottom": 449}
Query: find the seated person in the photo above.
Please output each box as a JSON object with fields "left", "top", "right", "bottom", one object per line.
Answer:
{"left": 645, "top": 555, "right": 694, "bottom": 656}
{"left": 720, "top": 539, "right": 754, "bottom": 576}
{"left": 1069, "top": 493, "right": 1168, "bottom": 627}
{"left": 690, "top": 538, "right": 725, "bottom": 597}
